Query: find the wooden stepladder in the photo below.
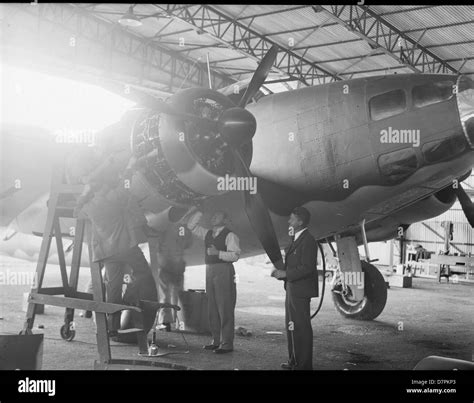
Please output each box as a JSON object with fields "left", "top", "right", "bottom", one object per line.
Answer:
{"left": 20, "top": 165, "right": 148, "bottom": 368}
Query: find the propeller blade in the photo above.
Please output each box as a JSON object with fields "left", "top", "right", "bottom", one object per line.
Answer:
{"left": 455, "top": 184, "right": 474, "bottom": 227}
{"left": 238, "top": 45, "right": 279, "bottom": 108}
{"left": 232, "top": 149, "right": 284, "bottom": 269}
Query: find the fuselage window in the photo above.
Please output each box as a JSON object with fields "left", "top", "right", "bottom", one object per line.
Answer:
{"left": 378, "top": 148, "right": 418, "bottom": 182}
{"left": 369, "top": 89, "right": 407, "bottom": 121}
{"left": 422, "top": 136, "right": 466, "bottom": 164}
{"left": 412, "top": 81, "right": 454, "bottom": 108}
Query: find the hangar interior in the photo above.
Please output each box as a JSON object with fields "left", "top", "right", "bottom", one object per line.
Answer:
{"left": 1, "top": 4, "right": 473, "bottom": 371}
{"left": 3, "top": 4, "right": 473, "bottom": 97}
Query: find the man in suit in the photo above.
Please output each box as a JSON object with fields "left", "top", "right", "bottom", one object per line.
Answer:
{"left": 187, "top": 210, "right": 240, "bottom": 354}
{"left": 272, "top": 206, "right": 318, "bottom": 370}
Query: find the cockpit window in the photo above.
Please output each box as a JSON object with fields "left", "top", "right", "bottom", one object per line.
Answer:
{"left": 378, "top": 148, "right": 418, "bottom": 182}
{"left": 412, "top": 81, "right": 454, "bottom": 108}
{"left": 422, "top": 136, "right": 466, "bottom": 164}
{"left": 369, "top": 89, "right": 407, "bottom": 121}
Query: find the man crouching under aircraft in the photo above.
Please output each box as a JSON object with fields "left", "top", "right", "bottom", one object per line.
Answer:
{"left": 271, "top": 207, "right": 318, "bottom": 370}
{"left": 186, "top": 209, "right": 240, "bottom": 354}
{"left": 73, "top": 153, "right": 158, "bottom": 339}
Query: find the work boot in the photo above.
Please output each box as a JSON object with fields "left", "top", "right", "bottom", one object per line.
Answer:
{"left": 157, "top": 323, "right": 171, "bottom": 332}
{"left": 203, "top": 344, "right": 219, "bottom": 350}
{"left": 214, "top": 348, "right": 233, "bottom": 354}
{"left": 280, "top": 362, "right": 295, "bottom": 370}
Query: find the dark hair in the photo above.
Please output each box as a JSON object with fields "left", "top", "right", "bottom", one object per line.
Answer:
{"left": 291, "top": 206, "right": 311, "bottom": 227}
{"left": 215, "top": 210, "right": 229, "bottom": 220}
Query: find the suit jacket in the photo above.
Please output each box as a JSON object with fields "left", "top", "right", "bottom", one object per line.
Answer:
{"left": 284, "top": 229, "right": 319, "bottom": 299}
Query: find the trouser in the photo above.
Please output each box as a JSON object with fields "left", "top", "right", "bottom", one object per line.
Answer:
{"left": 102, "top": 245, "right": 158, "bottom": 332}
{"left": 206, "top": 263, "right": 237, "bottom": 350}
{"left": 285, "top": 289, "right": 313, "bottom": 370}
{"left": 157, "top": 268, "right": 184, "bottom": 325}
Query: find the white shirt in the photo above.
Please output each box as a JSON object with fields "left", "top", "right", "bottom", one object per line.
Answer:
{"left": 293, "top": 227, "right": 307, "bottom": 242}
{"left": 186, "top": 211, "right": 241, "bottom": 262}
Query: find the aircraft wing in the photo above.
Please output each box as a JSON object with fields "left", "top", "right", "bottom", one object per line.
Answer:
{"left": 0, "top": 124, "right": 62, "bottom": 227}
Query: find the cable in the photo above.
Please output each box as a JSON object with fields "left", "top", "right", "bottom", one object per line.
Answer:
{"left": 311, "top": 242, "right": 326, "bottom": 319}
{"left": 175, "top": 316, "right": 190, "bottom": 352}
{"left": 152, "top": 304, "right": 190, "bottom": 353}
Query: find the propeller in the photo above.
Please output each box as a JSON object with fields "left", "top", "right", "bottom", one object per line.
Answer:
{"left": 232, "top": 149, "right": 285, "bottom": 270}
{"left": 239, "top": 45, "right": 279, "bottom": 108}
{"left": 135, "top": 45, "right": 284, "bottom": 269}
{"left": 148, "top": 46, "right": 280, "bottom": 145}
{"left": 220, "top": 45, "right": 284, "bottom": 270}
{"left": 454, "top": 184, "right": 474, "bottom": 227}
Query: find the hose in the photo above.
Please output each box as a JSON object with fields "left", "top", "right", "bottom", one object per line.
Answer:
{"left": 311, "top": 242, "right": 326, "bottom": 319}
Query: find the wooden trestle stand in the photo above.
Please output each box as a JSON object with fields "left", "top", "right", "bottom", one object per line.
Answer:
{"left": 19, "top": 166, "right": 159, "bottom": 369}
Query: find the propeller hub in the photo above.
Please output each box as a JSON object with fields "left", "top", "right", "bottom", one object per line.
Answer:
{"left": 218, "top": 107, "right": 257, "bottom": 148}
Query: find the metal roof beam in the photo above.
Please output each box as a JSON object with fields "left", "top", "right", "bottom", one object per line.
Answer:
{"left": 336, "top": 65, "right": 474, "bottom": 78}
{"left": 208, "top": 56, "right": 248, "bottom": 64}
{"left": 292, "top": 20, "right": 473, "bottom": 53}
{"left": 235, "top": 5, "right": 310, "bottom": 21}
{"left": 152, "top": 4, "right": 341, "bottom": 87}
{"left": 244, "top": 6, "right": 438, "bottom": 39}
{"left": 2, "top": 3, "right": 235, "bottom": 94}
{"left": 312, "top": 40, "right": 474, "bottom": 64}
{"left": 313, "top": 5, "right": 462, "bottom": 75}
{"left": 267, "top": 55, "right": 474, "bottom": 82}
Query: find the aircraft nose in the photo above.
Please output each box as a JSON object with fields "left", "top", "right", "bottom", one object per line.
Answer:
{"left": 456, "top": 75, "right": 474, "bottom": 148}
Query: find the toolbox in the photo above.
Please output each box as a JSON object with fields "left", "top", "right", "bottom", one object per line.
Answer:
{"left": 177, "top": 289, "right": 210, "bottom": 334}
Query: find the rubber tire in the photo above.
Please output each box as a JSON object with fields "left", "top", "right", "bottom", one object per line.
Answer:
{"left": 332, "top": 261, "right": 387, "bottom": 321}
{"left": 60, "top": 324, "right": 76, "bottom": 341}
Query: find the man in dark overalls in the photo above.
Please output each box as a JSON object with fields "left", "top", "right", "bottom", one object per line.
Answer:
{"left": 187, "top": 210, "right": 240, "bottom": 354}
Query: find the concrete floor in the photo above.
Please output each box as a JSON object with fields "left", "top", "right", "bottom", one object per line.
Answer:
{"left": 0, "top": 255, "right": 473, "bottom": 370}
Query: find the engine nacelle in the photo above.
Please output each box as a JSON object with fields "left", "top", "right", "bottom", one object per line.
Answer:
{"left": 130, "top": 88, "right": 252, "bottom": 208}
{"left": 352, "top": 187, "right": 457, "bottom": 244}
{"left": 392, "top": 186, "right": 457, "bottom": 225}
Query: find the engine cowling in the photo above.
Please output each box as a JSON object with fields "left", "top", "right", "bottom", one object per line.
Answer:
{"left": 392, "top": 186, "right": 457, "bottom": 225}
{"left": 359, "top": 187, "right": 458, "bottom": 243}
{"left": 130, "top": 88, "right": 252, "bottom": 208}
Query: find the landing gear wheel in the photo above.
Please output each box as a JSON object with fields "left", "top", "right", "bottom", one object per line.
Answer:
{"left": 332, "top": 260, "right": 387, "bottom": 320}
{"left": 60, "top": 324, "right": 76, "bottom": 341}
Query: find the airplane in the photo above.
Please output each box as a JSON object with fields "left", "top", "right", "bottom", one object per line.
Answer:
{"left": 1, "top": 45, "right": 473, "bottom": 332}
